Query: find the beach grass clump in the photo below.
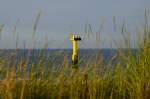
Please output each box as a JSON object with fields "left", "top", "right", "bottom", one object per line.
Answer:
{"left": 0, "top": 17, "right": 150, "bottom": 98}
{"left": 0, "top": 37, "right": 150, "bottom": 99}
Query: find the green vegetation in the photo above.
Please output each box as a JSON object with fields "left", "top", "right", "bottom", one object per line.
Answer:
{"left": 0, "top": 13, "right": 150, "bottom": 99}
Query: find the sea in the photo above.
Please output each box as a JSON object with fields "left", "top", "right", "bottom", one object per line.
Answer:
{"left": 0, "top": 49, "right": 138, "bottom": 67}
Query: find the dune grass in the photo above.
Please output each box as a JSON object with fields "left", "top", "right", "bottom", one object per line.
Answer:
{"left": 0, "top": 32, "right": 149, "bottom": 99}
{"left": 0, "top": 44, "right": 150, "bottom": 99}
{"left": 0, "top": 13, "right": 150, "bottom": 98}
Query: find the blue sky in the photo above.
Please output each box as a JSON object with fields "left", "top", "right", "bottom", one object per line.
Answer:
{"left": 0, "top": 0, "right": 150, "bottom": 48}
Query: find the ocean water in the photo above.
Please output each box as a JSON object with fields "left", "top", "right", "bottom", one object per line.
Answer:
{"left": 0, "top": 48, "right": 139, "bottom": 78}
{"left": 0, "top": 49, "right": 137, "bottom": 67}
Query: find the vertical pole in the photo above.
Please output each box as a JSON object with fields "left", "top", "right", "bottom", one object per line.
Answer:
{"left": 72, "top": 40, "right": 78, "bottom": 70}
{"left": 70, "top": 35, "right": 81, "bottom": 72}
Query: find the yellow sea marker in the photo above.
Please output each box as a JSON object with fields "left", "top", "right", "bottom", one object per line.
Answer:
{"left": 70, "top": 34, "right": 81, "bottom": 71}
